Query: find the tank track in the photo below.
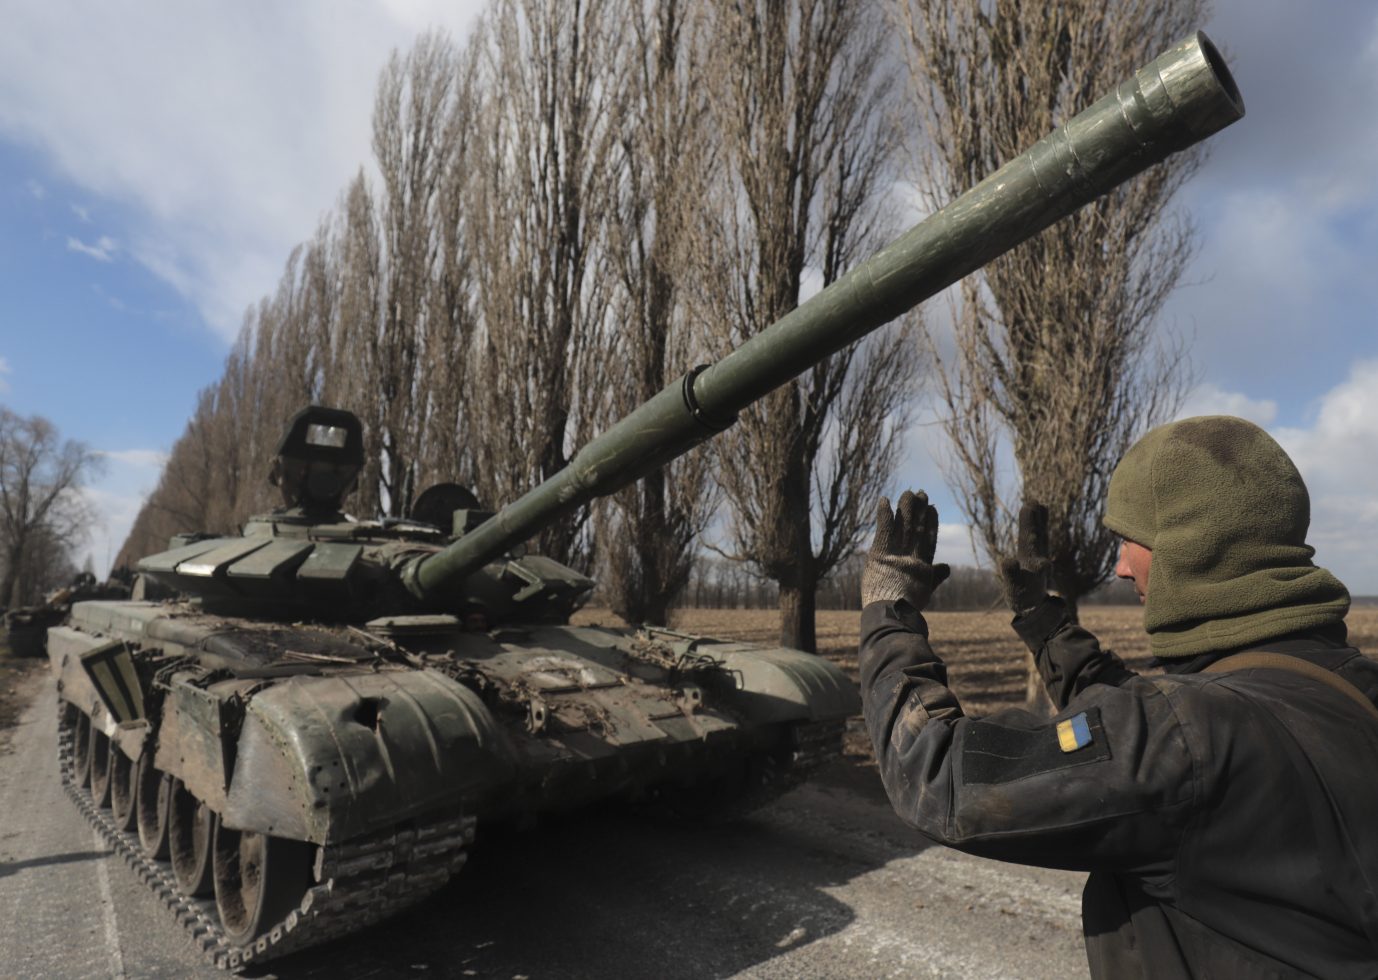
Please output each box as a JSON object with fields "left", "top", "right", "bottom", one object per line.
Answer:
{"left": 790, "top": 719, "right": 846, "bottom": 776}
{"left": 658, "top": 718, "right": 845, "bottom": 822}
{"left": 57, "top": 704, "right": 475, "bottom": 972}
{"left": 749, "top": 718, "right": 846, "bottom": 805}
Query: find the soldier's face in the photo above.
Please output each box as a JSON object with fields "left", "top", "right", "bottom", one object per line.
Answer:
{"left": 1115, "top": 539, "right": 1152, "bottom": 603}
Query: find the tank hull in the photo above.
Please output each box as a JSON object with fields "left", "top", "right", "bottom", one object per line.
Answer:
{"left": 49, "top": 599, "right": 855, "bottom": 967}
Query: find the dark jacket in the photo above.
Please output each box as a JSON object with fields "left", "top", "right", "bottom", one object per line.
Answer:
{"left": 860, "top": 598, "right": 1378, "bottom": 979}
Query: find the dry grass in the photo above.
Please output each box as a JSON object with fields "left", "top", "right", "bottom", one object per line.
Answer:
{"left": 573, "top": 605, "right": 1378, "bottom": 718}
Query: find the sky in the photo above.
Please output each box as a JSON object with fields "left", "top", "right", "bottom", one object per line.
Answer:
{"left": 1, "top": 2, "right": 1377, "bottom": 591}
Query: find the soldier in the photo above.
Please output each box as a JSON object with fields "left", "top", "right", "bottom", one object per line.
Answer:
{"left": 860, "top": 415, "right": 1378, "bottom": 976}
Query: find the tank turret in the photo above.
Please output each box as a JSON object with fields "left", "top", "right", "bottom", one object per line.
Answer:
{"left": 267, "top": 404, "right": 364, "bottom": 516}
{"left": 134, "top": 404, "right": 594, "bottom": 626}
{"left": 50, "top": 32, "right": 1242, "bottom": 970}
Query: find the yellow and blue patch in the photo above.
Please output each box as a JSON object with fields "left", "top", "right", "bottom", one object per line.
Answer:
{"left": 1056, "top": 712, "right": 1093, "bottom": 753}
{"left": 961, "top": 706, "right": 1110, "bottom": 784}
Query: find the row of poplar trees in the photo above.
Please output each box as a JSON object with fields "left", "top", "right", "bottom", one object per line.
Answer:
{"left": 119, "top": 0, "right": 1203, "bottom": 655}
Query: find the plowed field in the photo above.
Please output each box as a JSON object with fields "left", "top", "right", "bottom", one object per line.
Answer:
{"left": 575, "top": 604, "right": 1378, "bottom": 781}
{"left": 573, "top": 604, "right": 1378, "bottom": 717}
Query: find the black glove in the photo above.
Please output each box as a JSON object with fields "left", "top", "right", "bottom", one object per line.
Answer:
{"left": 861, "top": 490, "right": 951, "bottom": 610}
{"left": 1000, "top": 502, "right": 1052, "bottom": 617}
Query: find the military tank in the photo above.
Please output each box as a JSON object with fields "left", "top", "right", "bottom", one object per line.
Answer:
{"left": 5, "top": 571, "right": 130, "bottom": 658}
{"left": 46, "top": 32, "right": 1243, "bottom": 971}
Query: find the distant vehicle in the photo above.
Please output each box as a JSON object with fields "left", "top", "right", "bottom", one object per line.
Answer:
{"left": 5, "top": 572, "right": 129, "bottom": 658}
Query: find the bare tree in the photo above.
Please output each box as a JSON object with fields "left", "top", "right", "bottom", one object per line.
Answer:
{"left": 0, "top": 408, "right": 101, "bottom": 607}
{"left": 593, "top": 0, "right": 719, "bottom": 626}
{"left": 418, "top": 40, "right": 482, "bottom": 494}
{"left": 465, "top": 0, "right": 623, "bottom": 566}
{"left": 329, "top": 171, "right": 386, "bottom": 516}
{"left": 14, "top": 523, "right": 81, "bottom": 599}
{"left": 695, "top": 0, "right": 923, "bottom": 652}
{"left": 894, "top": 0, "right": 1201, "bottom": 699}
{"left": 370, "top": 32, "right": 462, "bottom": 516}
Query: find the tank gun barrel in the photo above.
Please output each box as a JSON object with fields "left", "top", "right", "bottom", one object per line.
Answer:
{"left": 405, "top": 31, "right": 1243, "bottom": 600}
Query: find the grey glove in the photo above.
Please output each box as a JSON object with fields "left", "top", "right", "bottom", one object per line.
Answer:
{"left": 861, "top": 490, "right": 951, "bottom": 610}
{"left": 1000, "top": 502, "right": 1052, "bottom": 617}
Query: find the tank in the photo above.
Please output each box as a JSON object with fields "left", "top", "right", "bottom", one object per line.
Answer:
{"left": 47, "top": 32, "right": 1242, "bottom": 970}
{"left": 5, "top": 571, "right": 130, "bottom": 658}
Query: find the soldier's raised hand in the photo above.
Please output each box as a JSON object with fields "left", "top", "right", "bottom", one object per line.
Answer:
{"left": 1000, "top": 502, "right": 1052, "bottom": 616}
{"left": 861, "top": 490, "right": 951, "bottom": 611}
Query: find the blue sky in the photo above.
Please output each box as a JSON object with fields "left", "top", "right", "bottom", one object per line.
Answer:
{"left": 2, "top": 1, "right": 1377, "bottom": 590}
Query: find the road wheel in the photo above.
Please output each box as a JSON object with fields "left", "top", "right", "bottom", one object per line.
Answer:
{"left": 213, "top": 823, "right": 314, "bottom": 946}
{"left": 169, "top": 779, "right": 215, "bottom": 896}
{"left": 135, "top": 754, "right": 171, "bottom": 859}
{"left": 58, "top": 701, "right": 81, "bottom": 772}
{"left": 72, "top": 711, "right": 94, "bottom": 788}
{"left": 89, "top": 727, "right": 113, "bottom": 807}
{"left": 109, "top": 749, "right": 136, "bottom": 831}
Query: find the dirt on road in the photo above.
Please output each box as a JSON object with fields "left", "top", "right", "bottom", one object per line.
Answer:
{"left": 0, "top": 635, "right": 46, "bottom": 755}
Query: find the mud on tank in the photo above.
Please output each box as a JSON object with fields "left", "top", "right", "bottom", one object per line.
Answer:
{"left": 49, "top": 405, "right": 858, "bottom": 968}
{"left": 46, "top": 30, "right": 1244, "bottom": 971}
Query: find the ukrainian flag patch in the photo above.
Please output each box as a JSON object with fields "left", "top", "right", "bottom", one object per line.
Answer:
{"left": 1056, "top": 712, "right": 1093, "bottom": 753}
{"left": 963, "top": 706, "right": 1110, "bottom": 784}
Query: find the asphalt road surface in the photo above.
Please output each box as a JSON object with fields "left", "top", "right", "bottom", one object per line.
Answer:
{"left": 0, "top": 669, "right": 1088, "bottom": 980}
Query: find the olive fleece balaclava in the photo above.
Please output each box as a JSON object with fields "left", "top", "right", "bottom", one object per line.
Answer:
{"left": 1103, "top": 415, "right": 1349, "bottom": 659}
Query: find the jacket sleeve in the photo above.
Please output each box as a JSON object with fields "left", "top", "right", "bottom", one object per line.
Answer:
{"left": 860, "top": 600, "right": 1195, "bottom": 875}
{"left": 1012, "top": 596, "right": 1137, "bottom": 710}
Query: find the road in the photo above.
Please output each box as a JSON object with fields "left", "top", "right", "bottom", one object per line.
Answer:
{"left": 0, "top": 668, "right": 1088, "bottom": 980}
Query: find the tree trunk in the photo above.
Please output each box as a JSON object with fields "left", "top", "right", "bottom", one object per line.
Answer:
{"left": 773, "top": 431, "right": 820, "bottom": 652}
{"left": 3, "top": 535, "right": 26, "bottom": 608}
{"left": 638, "top": 468, "right": 669, "bottom": 625}
{"left": 779, "top": 577, "right": 817, "bottom": 653}
{"left": 2, "top": 566, "right": 17, "bottom": 609}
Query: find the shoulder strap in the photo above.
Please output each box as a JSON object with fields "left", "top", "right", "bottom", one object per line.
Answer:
{"left": 1205, "top": 650, "right": 1378, "bottom": 954}
{"left": 1204, "top": 651, "right": 1378, "bottom": 724}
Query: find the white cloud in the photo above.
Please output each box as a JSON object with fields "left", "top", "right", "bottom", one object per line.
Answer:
{"left": 24, "top": 177, "right": 44, "bottom": 198}
{"left": 96, "top": 448, "right": 169, "bottom": 468}
{"left": 1161, "top": 3, "right": 1378, "bottom": 389}
{"left": 70, "top": 202, "right": 90, "bottom": 222}
{"left": 889, "top": 371, "right": 1378, "bottom": 590}
{"left": 1176, "top": 383, "right": 1278, "bottom": 427}
{"left": 1164, "top": 185, "right": 1377, "bottom": 382}
{"left": 1268, "top": 359, "right": 1378, "bottom": 594}
{"left": 1199, "top": 2, "right": 1378, "bottom": 206}
{"left": 66, "top": 234, "right": 117, "bottom": 261}
{"left": 0, "top": 355, "right": 10, "bottom": 393}
{"left": 0, "top": 2, "right": 486, "bottom": 341}
{"left": 1172, "top": 377, "right": 1378, "bottom": 589}
{"left": 89, "top": 283, "right": 133, "bottom": 313}
{"left": 78, "top": 447, "right": 168, "bottom": 575}
{"left": 934, "top": 521, "right": 983, "bottom": 570}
